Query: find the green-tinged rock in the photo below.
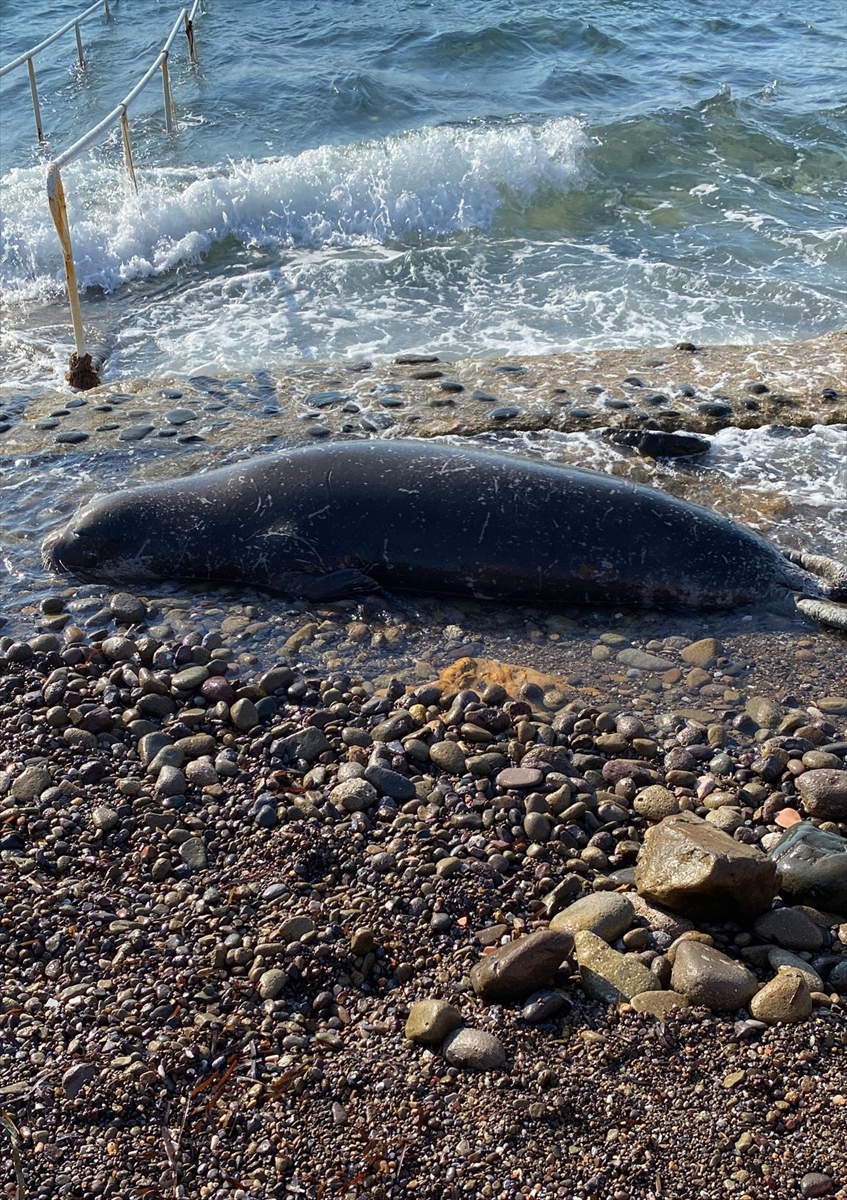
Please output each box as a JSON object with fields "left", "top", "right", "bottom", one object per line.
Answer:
{"left": 550, "top": 893, "right": 633, "bottom": 943}
{"left": 573, "top": 930, "right": 662, "bottom": 1003}
{"left": 405, "top": 1000, "right": 463, "bottom": 1045}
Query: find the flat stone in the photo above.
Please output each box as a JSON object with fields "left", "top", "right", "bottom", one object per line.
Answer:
{"left": 629, "top": 990, "right": 690, "bottom": 1016}
{"left": 405, "top": 1000, "right": 463, "bottom": 1045}
{"left": 442, "top": 1027, "right": 507, "bottom": 1071}
{"left": 752, "top": 907, "right": 825, "bottom": 951}
{"left": 748, "top": 970, "right": 812, "bottom": 1023}
{"left": 118, "top": 424, "right": 155, "bottom": 441}
{"left": 769, "top": 822, "right": 847, "bottom": 916}
{"left": 573, "top": 930, "right": 662, "bottom": 1003}
{"left": 616, "top": 648, "right": 674, "bottom": 672}
{"left": 178, "top": 837, "right": 207, "bottom": 870}
{"left": 635, "top": 811, "right": 777, "bottom": 920}
{"left": 550, "top": 893, "right": 634, "bottom": 943}
{"left": 496, "top": 767, "right": 544, "bottom": 789}
{"left": 470, "top": 929, "right": 573, "bottom": 1002}
{"left": 62, "top": 1062, "right": 96, "bottom": 1099}
{"left": 796, "top": 768, "right": 847, "bottom": 821}
{"left": 670, "top": 941, "right": 758, "bottom": 1011}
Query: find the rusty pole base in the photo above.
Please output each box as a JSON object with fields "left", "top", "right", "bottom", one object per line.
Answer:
{"left": 65, "top": 351, "right": 101, "bottom": 390}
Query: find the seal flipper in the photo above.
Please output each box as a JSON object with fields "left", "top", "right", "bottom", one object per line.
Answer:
{"left": 275, "top": 568, "right": 380, "bottom": 601}
{"left": 795, "top": 597, "right": 847, "bottom": 632}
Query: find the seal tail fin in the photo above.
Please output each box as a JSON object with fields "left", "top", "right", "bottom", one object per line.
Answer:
{"left": 795, "top": 596, "right": 847, "bottom": 632}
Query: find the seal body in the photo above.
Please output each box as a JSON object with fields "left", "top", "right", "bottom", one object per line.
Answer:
{"left": 42, "top": 438, "right": 821, "bottom": 609}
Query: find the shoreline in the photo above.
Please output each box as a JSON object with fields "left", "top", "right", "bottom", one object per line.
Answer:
{"left": 1, "top": 331, "right": 845, "bottom": 460}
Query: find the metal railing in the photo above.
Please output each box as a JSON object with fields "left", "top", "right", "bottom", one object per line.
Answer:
{"left": 0, "top": 0, "right": 113, "bottom": 142}
{"left": 45, "top": 1, "right": 201, "bottom": 386}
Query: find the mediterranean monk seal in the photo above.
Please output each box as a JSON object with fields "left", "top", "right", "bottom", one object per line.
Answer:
{"left": 42, "top": 439, "right": 847, "bottom": 627}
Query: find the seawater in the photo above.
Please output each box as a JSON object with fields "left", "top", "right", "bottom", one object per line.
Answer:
{"left": 1, "top": 0, "right": 845, "bottom": 384}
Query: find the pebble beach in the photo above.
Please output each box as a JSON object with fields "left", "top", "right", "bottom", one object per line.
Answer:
{"left": 2, "top": 549, "right": 846, "bottom": 1199}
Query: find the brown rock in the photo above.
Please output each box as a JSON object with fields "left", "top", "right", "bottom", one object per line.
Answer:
{"left": 670, "top": 941, "right": 758, "bottom": 1010}
{"left": 470, "top": 929, "right": 573, "bottom": 1002}
{"left": 634, "top": 811, "right": 778, "bottom": 919}
{"left": 796, "top": 768, "right": 847, "bottom": 821}
{"left": 748, "top": 970, "right": 813, "bottom": 1023}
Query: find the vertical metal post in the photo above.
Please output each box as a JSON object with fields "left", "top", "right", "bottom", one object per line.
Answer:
{"left": 120, "top": 110, "right": 138, "bottom": 192}
{"left": 46, "top": 165, "right": 86, "bottom": 358}
{"left": 184, "top": 14, "right": 197, "bottom": 63}
{"left": 161, "top": 54, "right": 176, "bottom": 132}
{"left": 75, "top": 21, "right": 85, "bottom": 68}
{"left": 104, "top": 0, "right": 111, "bottom": 16}
{"left": 27, "top": 57, "right": 44, "bottom": 141}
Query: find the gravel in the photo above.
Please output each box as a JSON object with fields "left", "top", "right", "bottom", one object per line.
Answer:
{"left": 1, "top": 610, "right": 845, "bottom": 1200}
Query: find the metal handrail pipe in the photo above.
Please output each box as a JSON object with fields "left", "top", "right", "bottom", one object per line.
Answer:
{"left": 0, "top": 0, "right": 110, "bottom": 78}
{"left": 51, "top": 4, "right": 198, "bottom": 168}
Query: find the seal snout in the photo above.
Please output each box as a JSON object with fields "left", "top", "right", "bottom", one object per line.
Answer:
{"left": 42, "top": 526, "right": 94, "bottom": 573}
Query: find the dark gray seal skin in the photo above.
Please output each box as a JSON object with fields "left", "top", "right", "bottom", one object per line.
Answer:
{"left": 41, "top": 438, "right": 839, "bottom": 613}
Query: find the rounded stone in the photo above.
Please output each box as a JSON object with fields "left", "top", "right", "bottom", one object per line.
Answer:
{"left": 405, "top": 1000, "right": 463, "bottom": 1045}
{"left": 329, "top": 778, "right": 378, "bottom": 812}
{"left": 11, "top": 764, "right": 52, "bottom": 801}
{"left": 258, "top": 969, "right": 287, "bottom": 1000}
{"left": 633, "top": 785, "right": 679, "bottom": 821}
{"left": 231, "top": 697, "right": 260, "bottom": 731}
{"left": 442, "top": 1027, "right": 507, "bottom": 1071}
{"left": 91, "top": 806, "right": 120, "bottom": 834}
{"left": 748, "top": 971, "right": 812, "bottom": 1024}
{"left": 428, "top": 740, "right": 467, "bottom": 774}
{"left": 796, "top": 768, "right": 847, "bottom": 821}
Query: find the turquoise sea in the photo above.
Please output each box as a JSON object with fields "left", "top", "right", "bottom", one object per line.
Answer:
{"left": 1, "top": 0, "right": 845, "bottom": 385}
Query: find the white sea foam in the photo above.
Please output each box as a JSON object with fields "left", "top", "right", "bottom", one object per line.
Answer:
{"left": 0, "top": 117, "right": 586, "bottom": 300}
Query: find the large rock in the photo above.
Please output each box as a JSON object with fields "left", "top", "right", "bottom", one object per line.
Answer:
{"left": 634, "top": 811, "right": 777, "bottom": 920}
{"left": 796, "top": 768, "right": 847, "bottom": 821}
{"left": 752, "top": 907, "right": 825, "bottom": 952}
{"left": 768, "top": 823, "right": 847, "bottom": 916}
{"left": 572, "top": 931, "right": 662, "bottom": 1003}
{"left": 670, "top": 941, "right": 758, "bottom": 1011}
{"left": 470, "top": 929, "right": 573, "bottom": 1002}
